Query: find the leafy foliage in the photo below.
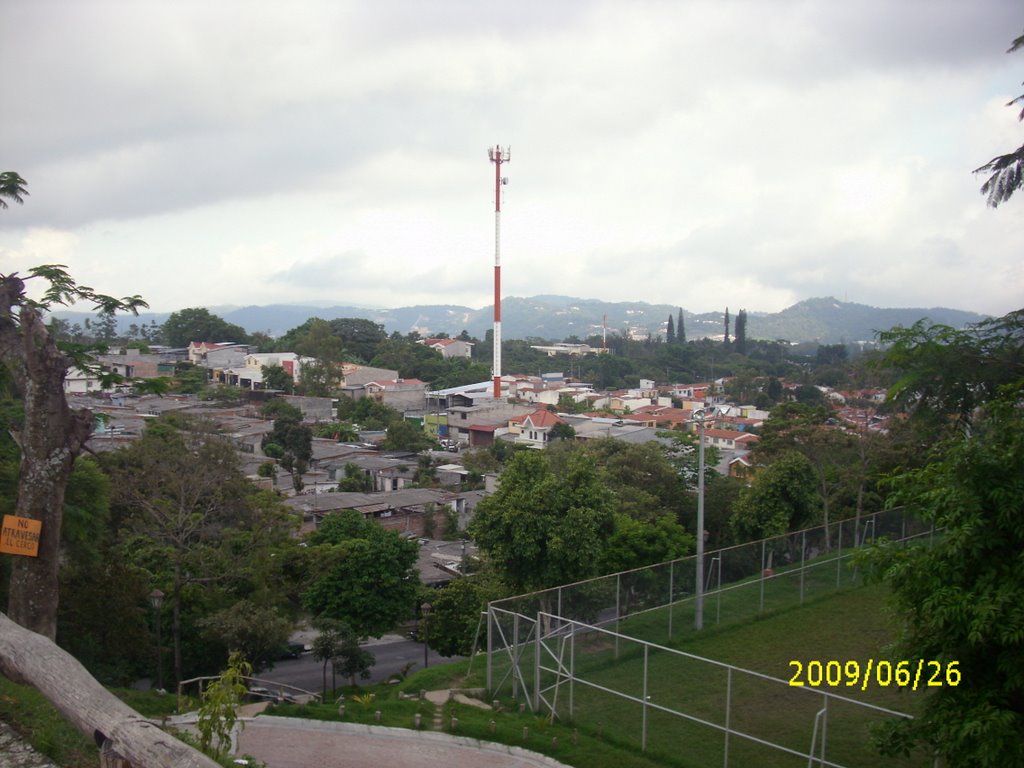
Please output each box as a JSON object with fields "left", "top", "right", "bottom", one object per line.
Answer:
{"left": 260, "top": 364, "right": 294, "bottom": 394}
{"left": 0, "top": 171, "right": 29, "bottom": 208}
{"left": 161, "top": 307, "right": 249, "bottom": 347}
{"left": 469, "top": 451, "right": 615, "bottom": 593}
{"left": 197, "top": 652, "right": 251, "bottom": 758}
{"left": 974, "top": 33, "right": 1024, "bottom": 207}
{"left": 862, "top": 391, "right": 1024, "bottom": 765}
{"left": 262, "top": 408, "right": 312, "bottom": 491}
{"left": 103, "top": 419, "right": 300, "bottom": 682}
{"left": 199, "top": 599, "right": 292, "bottom": 673}
{"left": 730, "top": 451, "right": 819, "bottom": 541}
{"left": 303, "top": 510, "right": 419, "bottom": 637}
{"left": 381, "top": 419, "right": 434, "bottom": 452}
{"left": 423, "top": 575, "right": 505, "bottom": 657}
{"left": 599, "top": 513, "right": 692, "bottom": 574}
{"left": 859, "top": 308, "right": 1024, "bottom": 765}
{"left": 876, "top": 311, "right": 1024, "bottom": 435}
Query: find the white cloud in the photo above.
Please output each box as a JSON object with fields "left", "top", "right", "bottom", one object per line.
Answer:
{"left": 0, "top": 0, "right": 1021, "bottom": 319}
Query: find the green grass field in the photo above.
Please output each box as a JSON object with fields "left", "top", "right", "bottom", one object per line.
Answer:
{"left": 489, "top": 582, "right": 934, "bottom": 768}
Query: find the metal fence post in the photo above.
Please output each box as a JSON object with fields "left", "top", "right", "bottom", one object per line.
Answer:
{"left": 759, "top": 539, "right": 766, "bottom": 613}
{"left": 615, "top": 573, "right": 621, "bottom": 658}
{"left": 723, "top": 666, "right": 733, "bottom": 768}
{"left": 836, "top": 522, "right": 843, "bottom": 588}
{"left": 486, "top": 607, "right": 493, "bottom": 695}
{"left": 533, "top": 613, "right": 541, "bottom": 712}
{"left": 820, "top": 693, "right": 829, "bottom": 765}
{"left": 569, "top": 623, "right": 575, "bottom": 718}
{"left": 512, "top": 612, "right": 520, "bottom": 700}
{"left": 668, "top": 560, "right": 674, "bottom": 640}
{"left": 641, "top": 644, "right": 649, "bottom": 752}
{"left": 716, "top": 556, "right": 723, "bottom": 625}
{"left": 800, "top": 529, "right": 806, "bottom": 604}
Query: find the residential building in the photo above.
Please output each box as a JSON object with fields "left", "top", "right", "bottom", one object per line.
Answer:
{"left": 63, "top": 367, "right": 101, "bottom": 394}
{"left": 507, "top": 409, "right": 568, "bottom": 448}
{"left": 419, "top": 338, "right": 474, "bottom": 359}
{"left": 362, "top": 378, "right": 429, "bottom": 411}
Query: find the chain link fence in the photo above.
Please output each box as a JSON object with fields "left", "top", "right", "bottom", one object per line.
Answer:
{"left": 487, "top": 508, "right": 936, "bottom": 767}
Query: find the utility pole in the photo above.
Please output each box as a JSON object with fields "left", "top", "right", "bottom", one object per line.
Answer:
{"left": 488, "top": 145, "right": 510, "bottom": 399}
{"left": 694, "top": 407, "right": 715, "bottom": 631}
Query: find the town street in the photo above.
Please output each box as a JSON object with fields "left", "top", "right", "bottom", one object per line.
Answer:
{"left": 258, "top": 636, "right": 467, "bottom": 697}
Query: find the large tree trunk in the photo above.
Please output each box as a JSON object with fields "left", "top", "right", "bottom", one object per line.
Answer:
{"left": 0, "top": 612, "right": 219, "bottom": 768}
{"left": 0, "top": 275, "right": 93, "bottom": 639}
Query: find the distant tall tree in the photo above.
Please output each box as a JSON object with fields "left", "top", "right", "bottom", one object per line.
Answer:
{"left": 469, "top": 451, "right": 614, "bottom": 593}
{"left": 162, "top": 308, "right": 248, "bottom": 347}
{"left": 677, "top": 309, "right": 686, "bottom": 343}
{"left": 261, "top": 364, "right": 294, "bottom": 394}
{"left": 327, "top": 318, "right": 387, "bottom": 363}
{"left": 734, "top": 309, "right": 748, "bottom": 355}
{"left": 94, "top": 310, "right": 118, "bottom": 342}
{"left": 293, "top": 319, "right": 344, "bottom": 396}
{"left": 0, "top": 171, "right": 29, "bottom": 209}
{"left": 666, "top": 314, "right": 676, "bottom": 344}
{"left": 262, "top": 411, "right": 312, "bottom": 491}
{"left": 974, "top": 33, "right": 1024, "bottom": 207}
{"left": 724, "top": 307, "right": 731, "bottom": 346}
{"left": 303, "top": 511, "right": 419, "bottom": 638}
{"left": 730, "top": 451, "right": 819, "bottom": 542}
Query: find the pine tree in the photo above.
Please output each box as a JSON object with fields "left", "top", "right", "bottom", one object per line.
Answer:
{"left": 724, "top": 307, "right": 731, "bottom": 345}
{"left": 666, "top": 314, "right": 676, "bottom": 344}
{"left": 677, "top": 309, "right": 686, "bottom": 343}
{"left": 735, "top": 309, "right": 748, "bottom": 355}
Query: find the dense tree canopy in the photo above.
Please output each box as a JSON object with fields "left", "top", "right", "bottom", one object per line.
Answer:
{"left": 104, "top": 419, "right": 298, "bottom": 682}
{"left": 469, "top": 451, "right": 615, "bottom": 593}
{"left": 730, "top": 451, "right": 819, "bottom": 542}
{"left": 161, "top": 307, "right": 249, "bottom": 348}
{"left": 876, "top": 310, "right": 1024, "bottom": 436}
{"left": 865, "top": 388, "right": 1024, "bottom": 765}
{"left": 860, "top": 308, "right": 1024, "bottom": 765}
{"left": 303, "top": 510, "right": 419, "bottom": 637}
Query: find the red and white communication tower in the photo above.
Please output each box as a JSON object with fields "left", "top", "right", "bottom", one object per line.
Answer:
{"left": 488, "top": 144, "right": 510, "bottom": 399}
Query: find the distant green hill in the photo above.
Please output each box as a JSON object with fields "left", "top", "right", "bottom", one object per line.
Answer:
{"left": 52, "top": 295, "right": 986, "bottom": 345}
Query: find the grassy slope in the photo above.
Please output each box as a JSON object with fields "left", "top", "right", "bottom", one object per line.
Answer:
{"left": 0, "top": 583, "right": 927, "bottom": 768}
{"left": 0, "top": 680, "right": 186, "bottom": 768}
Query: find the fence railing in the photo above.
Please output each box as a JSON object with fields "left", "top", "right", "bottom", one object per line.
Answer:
{"left": 486, "top": 507, "right": 937, "bottom": 768}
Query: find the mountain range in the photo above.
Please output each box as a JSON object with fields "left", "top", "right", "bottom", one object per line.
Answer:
{"left": 55, "top": 296, "right": 987, "bottom": 346}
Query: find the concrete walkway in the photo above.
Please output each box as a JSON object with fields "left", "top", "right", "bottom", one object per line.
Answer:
{"left": 236, "top": 715, "right": 570, "bottom": 768}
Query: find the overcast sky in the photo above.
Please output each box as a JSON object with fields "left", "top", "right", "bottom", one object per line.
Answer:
{"left": 1, "top": 0, "right": 1021, "bottom": 317}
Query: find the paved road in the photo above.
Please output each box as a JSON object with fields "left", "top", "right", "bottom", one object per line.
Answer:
{"left": 260, "top": 636, "right": 465, "bottom": 696}
{"left": 237, "top": 716, "right": 567, "bottom": 768}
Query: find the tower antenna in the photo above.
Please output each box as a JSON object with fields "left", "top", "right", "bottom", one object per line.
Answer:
{"left": 488, "top": 144, "right": 510, "bottom": 399}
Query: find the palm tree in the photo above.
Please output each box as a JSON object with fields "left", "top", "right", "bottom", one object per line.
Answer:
{"left": 0, "top": 172, "right": 28, "bottom": 209}
{"left": 975, "top": 34, "right": 1024, "bottom": 207}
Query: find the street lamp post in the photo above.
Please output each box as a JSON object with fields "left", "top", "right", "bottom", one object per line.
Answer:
{"left": 148, "top": 589, "right": 165, "bottom": 691}
{"left": 693, "top": 407, "right": 714, "bottom": 631}
{"left": 420, "top": 602, "right": 432, "bottom": 670}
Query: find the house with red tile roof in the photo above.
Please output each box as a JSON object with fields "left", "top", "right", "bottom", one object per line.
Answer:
{"left": 418, "top": 338, "right": 474, "bottom": 359}
{"left": 508, "top": 408, "right": 568, "bottom": 449}
{"left": 703, "top": 428, "right": 760, "bottom": 451}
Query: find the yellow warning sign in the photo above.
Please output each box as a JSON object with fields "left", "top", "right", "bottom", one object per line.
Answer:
{"left": 0, "top": 515, "right": 42, "bottom": 557}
